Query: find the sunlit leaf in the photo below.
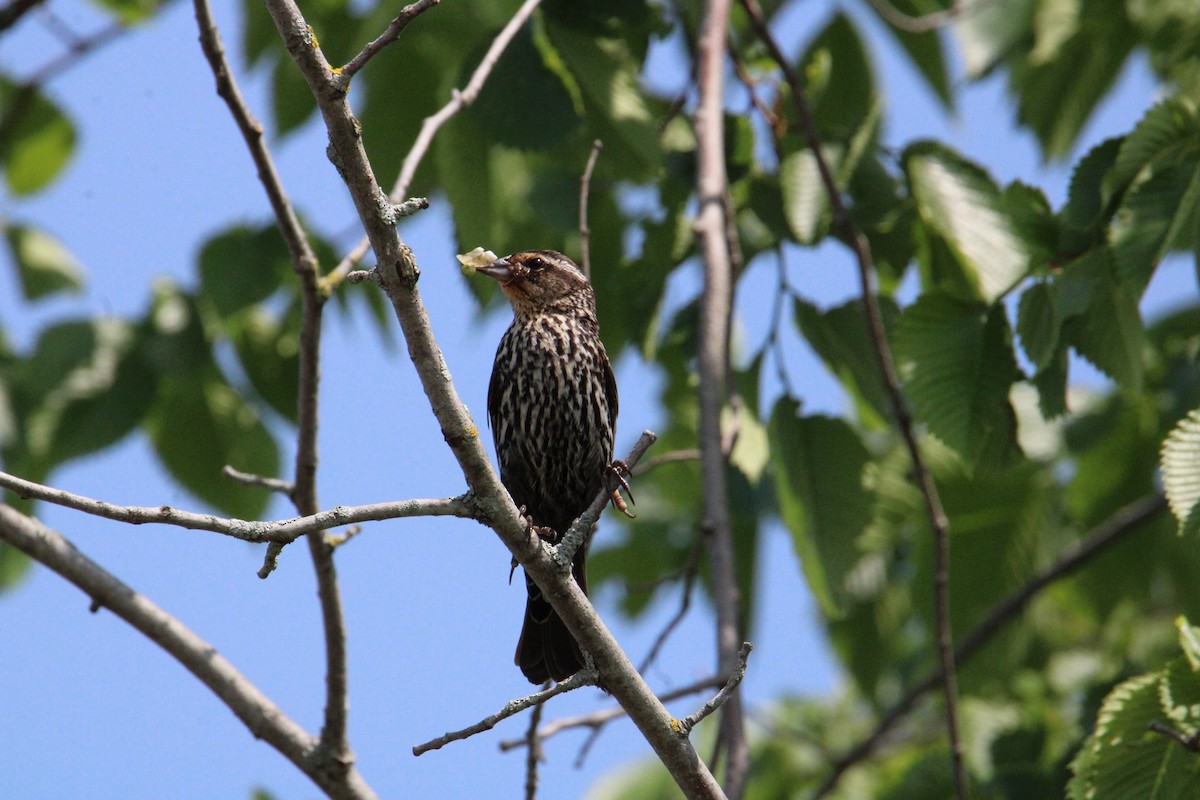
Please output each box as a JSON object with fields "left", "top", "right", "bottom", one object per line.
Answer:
{"left": 4, "top": 223, "right": 85, "bottom": 301}
{"left": 1162, "top": 407, "right": 1200, "bottom": 535}
{"left": 0, "top": 80, "right": 76, "bottom": 195}
{"left": 769, "top": 400, "right": 871, "bottom": 617}
{"left": 905, "top": 142, "right": 1030, "bottom": 302}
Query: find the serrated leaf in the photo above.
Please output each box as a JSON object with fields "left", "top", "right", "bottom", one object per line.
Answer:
{"left": 1066, "top": 251, "right": 1146, "bottom": 390}
{"left": 145, "top": 368, "right": 279, "bottom": 519}
{"left": 1073, "top": 671, "right": 1200, "bottom": 800}
{"left": 780, "top": 141, "right": 841, "bottom": 244}
{"left": 1177, "top": 617, "right": 1200, "bottom": 671}
{"left": 868, "top": 0, "right": 951, "bottom": 108}
{"left": 1008, "top": 0, "right": 1138, "bottom": 159}
{"left": 905, "top": 142, "right": 1030, "bottom": 302}
{"left": 1162, "top": 407, "right": 1200, "bottom": 534}
{"left": 1016, "top": 282, "right": 1058, "bottom": 369}
{"left": 1111, "top": 160, "right": 1200, "bottom": 295}
{"left": 1063, "top": 136, "right": 1124, "bottom": 233}
{"left": 768, "top": 400, "right": 871, "bottom": 617}
{"left": 0, "top": 80, "right": 76, "bottom": 195}
{"left": 4, "top": 223, "right": 85, "bottom": 300}
{"left": 1161, "top": 656, "right": 1200, "bottom": 725}
{"left": 793, "top": 296, "right": 897, "bottom": 427}
{"left": 1111, "top": 98, "right": 1200, "bottom": 192}
{"left": 894, "top": 292, "right": 1021, "bottom": 466}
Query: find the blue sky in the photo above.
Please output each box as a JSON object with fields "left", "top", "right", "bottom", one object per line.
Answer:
{"left": 0, "top": 1, "right": 1190, "bottom": 799}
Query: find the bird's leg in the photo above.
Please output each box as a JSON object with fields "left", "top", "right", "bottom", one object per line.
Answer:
{"left": 510, "top": 505, "right": 558, "bottom": 584}
{"left": 606, "top": 460, "right": 636, "bottom": 518}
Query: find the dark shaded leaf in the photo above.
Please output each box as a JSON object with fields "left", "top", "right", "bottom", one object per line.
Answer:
{"left": 4, "top": 223, "right": 85, "bottom": 301}
{"left": 0, "top": 79, "right": 76, "bottom": 195}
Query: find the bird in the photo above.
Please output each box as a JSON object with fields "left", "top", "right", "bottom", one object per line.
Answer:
{"left": 475, "top": 250, "right": 618, "bottom": 684}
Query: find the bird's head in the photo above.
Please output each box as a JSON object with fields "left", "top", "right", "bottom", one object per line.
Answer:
{"left": 474, "top": 250, "right": 594, "bottom": 316}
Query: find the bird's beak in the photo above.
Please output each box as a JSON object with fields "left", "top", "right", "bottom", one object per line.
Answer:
{"left": 475, "top": 256, "right": 517, "bottom": 285}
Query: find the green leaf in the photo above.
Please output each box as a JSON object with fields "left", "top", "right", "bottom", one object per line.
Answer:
{"left": 1007, "top": 0, "right": 1138, "bottom": 159}
{"left": 905, "top": 142, "right": 1030, "bottom": 302}
{"left": 798, "top": 13, "right": 875, "bottom": 139}
{"left": 1064, "top": 250, "right": 1146, "bottom": 390}
{"left": 867, "top": 0, "right": 952, "bottom": 107}
{"left": 1072, "top": 671, "right": 1200, "bottom": 800}
{"left": 1111, "top": 159, "right": 1200, "bottom": 295}
{"left": 952, "top": 0, "right": 1035, "bottom": 78}
{"left": 197, "top": 225, "right": 292, "bottom": 322}
{"left": 779, "top": 140, "right": 841, "bottom": 244}
{"left": 1016, "top": 281, "right": 1057, "bottom": 369}
{"left": 0, "top": 543, "right": 31, "bottom": 594}
{"left": 86, "top": 0, "right": 160, "bottom": 23}
{"left": 466, "top": 24, "right": 580, "bottom": 151}
{"left": 6, "top": 320, "right": 155, "bottom": 472}
{"left": 1002, "top": 180, "right": 1059, "bottom": 269}
{"left": 768, "top": 400, "right": 872, "bottom": 618}
{"left": 271, "top": 55, "right": 318, "bottom": 137}
{"left": 793, "top": 296, "right": 898, "bottom": 427}
{"left": 1063, "top": 136, "right": 1124, "bottom": 233}
{"left": 894, "top": 292, "right": 1022, "bottom": 467}
{"left": 1162, "top": 407, "right": 1200, "bottom": 535}
{"left": 0, "top": 80, "right": 77, "bottom": 195}
{"left": 231, "top": 307, "right": 300, "bottom": 423}
{"left": 1178, "top": 616, "right": 1200, "bottom": 671}
{"left": 543, "top": 21, "right": 661, "bottom": 179}
{"left": 4, "top": 223, "right": 85, "bottom": 300}
{"left": 145, "top": 368, "right": 279, "bottom": 519}
{"left": 1111, "top": 98, "right": 1200, "bottom": 192}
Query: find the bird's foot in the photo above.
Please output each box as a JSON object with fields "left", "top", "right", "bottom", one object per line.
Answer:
{"left": 606, "top": 460, "right": 636, "bottom": 518}
{"left": 509, "top": 506, "right": 558, "bottom": 583}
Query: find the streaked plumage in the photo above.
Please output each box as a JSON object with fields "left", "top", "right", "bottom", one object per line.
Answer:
{"left": 478, "top": 250, "right": 617, "bottom": 684}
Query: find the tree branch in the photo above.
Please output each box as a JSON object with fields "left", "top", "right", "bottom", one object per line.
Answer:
{"left": 322, "top": 0, "right": 543, "bottom": 290}
{"left": 737, "top": 1, "right": 967, "bottom": 795}
{"left": 498, "top": 675, "right": 728, "bottom": 753}
{"left": 0, "top": 0, "right": 45, "bottom": 33}
{"left": 694, "top": 1, "right": 749, "bottom": 796}
{"left": 578, "top": 138, "right": 603, "bottom": 280}
{"left": 412, "top": 670, "right": 599, "bottom": 756}
{"left": 0, "top": 468, "right": 474, "bottom": 543}
{"left": 192, "top": 0, "right": 351, "bottom": 765}
{"left": 810, "top": 493, "right": 1167, "bottom": 799}
{"left": 336, "top": 0, "right": 439, "bottom": 88}
{"left": 258, "top": 0, "right": 726, "bottom": 794}
{"left": 679, "top": 643, "right": 753, "bottom": 735}
{"left": 864, "top": 0, "right": 966, "bottom": 33}
{"left": 0, "top": 504, "right": 378, "bottom": 800}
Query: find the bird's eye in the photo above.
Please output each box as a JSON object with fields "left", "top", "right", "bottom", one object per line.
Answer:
{"left": 526, "top": 257, "right": 545, "bottom": 270}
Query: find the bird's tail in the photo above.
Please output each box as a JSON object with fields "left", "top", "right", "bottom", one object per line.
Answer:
{"left": 514, "top": 550, "right": 588, "bottom": 685}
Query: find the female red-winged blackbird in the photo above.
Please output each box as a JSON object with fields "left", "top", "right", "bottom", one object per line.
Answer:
{"left": 475, "top": 250, "right": 617, "bottom": 684}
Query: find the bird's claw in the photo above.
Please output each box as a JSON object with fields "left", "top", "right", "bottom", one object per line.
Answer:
{"left": 606, "top": 460, "right": 636, "bottom": 518}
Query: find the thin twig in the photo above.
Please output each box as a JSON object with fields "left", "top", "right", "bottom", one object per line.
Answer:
{"left": 578, "top": 139, "right": 603, "bottom": 280}
{"left": 556, "top": 431, "right": 657, "bottom": 569}
{"left": 1148, "top": 720, "right": 1200, "bottom": 753}
{"left": 632, "top": 448, "right": 701, "bottom": 477}
{"left": 336, "top": 0, "right": 440, "bottom": 88}
{"left": 679, "top": 643, "right": 753, "bottom": 735}
{"left": 524, "top": 687, "right": 547, "bottom": 800}
{"left": 498, "top": 675, "right": 727, "bottom": 753}
{"left": 864, "top": 0, "right": 966, "bottom": 33}
{"left": 222, "top": 465, "right": 295, "bottom": 494}
{"left": 0, "top": 468, "right": 474, "bottom": 543}
{"left": 0, "top": 0, "right": 46, "bottom": 33}
{"left": 0, "top": 505, "right": 378, "bottom": 800}
{"left": 322, "top": 0, "right": 544, "bottom": 290}
{"left": 412, "top": 670, "right": 599, "bottom": 756}
{"left": 639, "top": 537, "right": 705, "bottom": 674}
{"left": 809, "top": 494, "right": 1167, "bottom": 799}
{"left": 737, "top": 2, "right": 967, "bottom": 796}
{"left": 765, "top": 249, "right": 799, "bottom": 399}
{"left": 694, "top": 1, "right": 750, "bottom": 796}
